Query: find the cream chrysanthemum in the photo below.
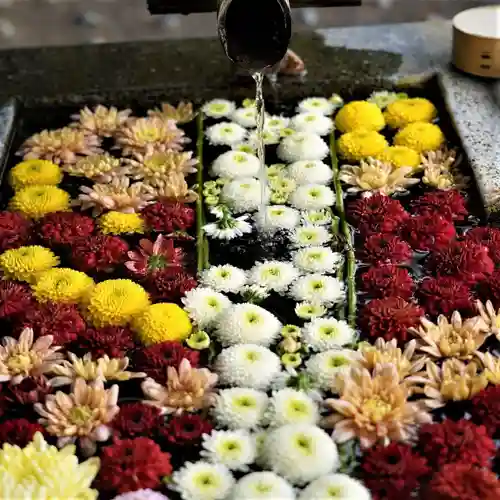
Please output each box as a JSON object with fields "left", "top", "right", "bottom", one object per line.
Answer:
{"left": 221, "top": 178, "right": 269, "bottom": 213}
{"left": 32, "top": 268, "right": 94, "bottom": 304}
{"left": 229, "top": 472, "right": 295, "bottom": 500}
{"left": 291, "top": 112, "right": 334, "bottom": 136}
{"left": 231, "top": 107, "right": 258, "bottom": 128}
{"left": 290, "top": 226, "right": 332, "bottom": 247}
{"left": 212, "top": 388, "right": 268, "bottom": 429}
{"left": 9, "top": 185, "right": 70, "bottom": 219}
{"left": 201, "top": 430, "right": 256, "bottom": 471}
{"left": 0, "top": 245, "right": 59, "bottom": 283}
{"left": 206, "top": 122, "right": 247, "bottom": 146}
{"left": 202, "top": 99, "right": 236, "bottom": 119}
{"left": 302, "top": 209, "right": 332, "bottom": 226}
{"left": 248, "top": 261, "right": 299, "bottom": 293}
{"left": 306, "top": 349, "right": 359, "bottom": 391}
{"left": 290, "top": 184, "right": 335, "bottom": 211}
{"left": 214, "top": 303, "right": 281, "bottom": 346}
{"left": 172, "top": 461, "right": 234, "bottom": 500}
{"left": 288, "top": 160, "right": 333, "bottom": 185}
{"left": 277, "top": 133, "right": 329, "bottom": 163}
{"left": 293, "top": 246, "right": 343, "bottom": 273}
{"left": 181, "top": 287, "right": 232, "bottom": 328}
{"left": 211, "top": 151, "right": 260, "bottom": 179}
{"left": 290, "top": 275, "right": 345, "bottom": 305}
{"left": 297, "top": 97, "right": 335, "bottom": 115}
{"left": 295, "top": 302, "right": 327, "bottom": 320}
{"left": 261, "top": 424, "right": 339, "bottom": 485}
{"left": 266, "top": 388, "right": 319, "bottom": 427}
{"left": 303, "top": 317, "right": 354, "bottom": 350}
{"left": 298, "top": 474, "right": 371, "bottom": 500}
{"left": 200, "top": 265, "right": 247, "bottom": 294}
{"left": 254, "top": 205, "right": 300, "bottom": 233}
{"left": 215, "top": 344, "right": 281, "bottom": 390}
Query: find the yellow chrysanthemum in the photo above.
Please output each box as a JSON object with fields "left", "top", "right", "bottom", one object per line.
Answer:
{"left": 337, "top": 130, "right": 389, "bottom": 162}
{"left": 335, "top": 101, "right": 385, "bottom": 133}
{"left": 0, "top": 246, "right": 59, "bottom": 283}
{"left": 0, "top": 432, "right": 99, "bottom": 500}
{"left": 85, "top": 279, "right": 150, "bottom": 327}
{"left": 383, "top": 98, "right": 437, "bottom": 128}
{"left": 394, "top": 122, "right": 445, "bottom": 153}
{"left": 98, "top": 211, "right": 145, "bottom": 235}
{"left": 32, "top": 268, "right": 94, "bottom": 304}
{"left": 132, "top": 303, "right": 192, "bottom": 345}
{"left": 9, "top": 185, "right": 70, "bottom": 219}
{"left": 377, "top": 146, "right": 421, "bottom": 170}
{"left": 9, "top": 160, "right": 62, "bottom": 190}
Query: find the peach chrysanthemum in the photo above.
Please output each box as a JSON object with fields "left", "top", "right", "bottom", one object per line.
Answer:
{"left": 70, "top": 105, "right": 132, "bottom": 137}
{"left": 147, "top": 172, "right": 198, "bottom": 203}
{"left": 64, "top": 153, "right": 128, "bottom": 181}
{"left": 476, "top": 299, "right": 500, "bottom": 338}
{"left": 475, "top": 351, "right": 500, "bottom": 385}
{"left": 0, "top": 327, "right": 64, "bottom": 384}
{"left": 147, "top": 101, "right": 196, "bottom": 124}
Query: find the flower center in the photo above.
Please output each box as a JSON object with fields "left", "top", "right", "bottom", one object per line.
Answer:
{"left": 234, "top": 154, "right": 247, "bottom": 163}
{"left": 327, "top": 486, "right": 343, "bottom": 497}
{"left": 329, "top": 356, "right": 349, "bottom": 368}
{"left": 148, "top": 254, "right": 167, "bottom": 271}
{"left": 245, "top": 312, "right": 261, "bottom": 325}
{"left": 254, "top": 482, "right": 273, "bottom": 493}
{"left": 234, "top": 396, "right": 256, "bottom": 409}
{"left": 245, "top": 351, "right": 260, "bottom": 362}
{"left": 207, "top": 298, "right": 221, "bottom": 309}
{"left": 6, "top": 353, "right": 34, "bottom": 373}
{"left": 288, "top": 400, "right": 308, "bottom": 415}
{"left": 294, "top": 433, "right": 313, "bottom": 455}
{"left": 312, "top": 281, "right": 324, "bottom": 290}
{"left": 194, "top": 472, "right": 218, "bottom": 489}
{"left": 320, "top": 326, "right": 337, "bottom": 338}
{"left": 211, "top": 104, "right": 226, "bottom": 113}
{"left": 362, "top": 396, "right": 393, "bottom": 422}
{"left": 69, "top": 405, "right": 94, "bottom": 426}
{"left": 305, "top": 115, "right": 316, "bottom": 122}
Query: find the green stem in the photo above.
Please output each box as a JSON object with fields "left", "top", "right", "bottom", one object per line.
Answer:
{"left": 196, "top": 112, "right": 208, "bottom": 272}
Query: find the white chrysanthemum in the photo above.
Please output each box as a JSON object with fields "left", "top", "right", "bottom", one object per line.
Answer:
{"left": 231, "top": 107, "right": 258, "bottom": 128}
{"left": 266, "top": 389, "right": 319, "bottom": 427}
{"left": 221, "top": 178, "right": 269, "bottom": 213}
{"left": 172, "top": 461, "right": 235, "bottom": 500}
{"left": 248, "top": 129, "right": 281, "bottom": 147}
{"left": 214, "top": 303, "right": 281, "bottom": 346}
{"left": 297, "top": 97, "right": 335, "bottom": 115}
{"left": 200, "top": 265, "right": 247, "bottom": 294}
{"left": 206, "top": 121, "right": 247, "bottom": 146}
{"left": 202, "top": 99, "right": 236, "bottom": 119}
{"left": 240, "top": 284, "right": 270, "bottom": 302}
{"left": 290, "top": 274, "right": 345, "bottom": 305}
{"left": 303, "top": 317, "right": 354, "bottom": 351}
{"left": 182, "top": 287, "right": 232, "bottom": 328}
{"left": 277, "top": 133, "right": 329, "bottom": 163}
{"left": 295, "top": 302, "right": 327, "bottom": 320}
{"left": 290, "top": 184, "right": 335, "bottom": 210}
{"left": 291, "top": 113, "right": 334, "bottom": 136}
{"left": 212, "top": 388, "right": 268, "bottom": 429}
{"left": 290, "top": 226, "right": 332, "bottom": 247}
{"left": 230, "top": 472, "right": 295, "bottom": 500}
{"left": 293, "top": 246, "right": 343, "bottom": 273}
{"left": 254, "top": 205, "right": 300, "bottom": 233}
{"left": 301, "top": 209, "right": 332, "bottom": 226}
{"left": 306, "top": 349, "right": 359, "bottom": 391}
{"left": 112, "top": 490, "right": 169, "bottom": 500}
{"left": 261, "top": 424, "right": 339, "bottom": 485}
{"left": 265, "top": 115, "right": 290, "bottom": 131}
{"left": 215, "top": 344, "right": 281, "bottom": 390}
{"left": 298, "top": 474, "right": 371, "bottom": 500}
{"left": 203, "top": 215, "right": 252, "bottom": 240}
{"left": 367, "top": 90, "right": 403, "bottom": 109}
{"left": 211, "top": 151, "right": 260, "bottom": 179}
{"left": 288, "top": 160, "right": 333, "bottom": 185}
{"left": 232, "top": 141, "right": 257, "bottom": 154}
{"left": 201, "top": 430, "right": 257, "bottom": 471}
{"left": 248, "top": 261, "right": 299, "bottom": 293}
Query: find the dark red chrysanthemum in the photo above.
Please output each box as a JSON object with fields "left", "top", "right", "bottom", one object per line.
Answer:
{"left": 132, "top": 341, "right": 200, "bottom": 385}
{"left": 37, "top": 211, "right": 95, "bottom": 246}
{"left": 141, "top": 200, "right": 196, "bottom": 233}
{"left": 95, "top": 437, "right": 173, "bottom": 494}
{"left": 425, "top": 240, "right": 494, "bottom": 285}
{"left": 0, "top": 418, "right": 44, "bottom": 447}
{"left": 361, "top": 443, "right": 430, "bottom": 500}
{"left": 477, "top": 269, "right": 500, "bottom": 309}
{"left": 425, "top": 463, "right": 500, "bottom": 500}
{"left": 0, "top": 281, "right": 33, "bottom": 318}
{"left": 417, "top": 276, "right": 474, "bottom": 317}
{"left": 347, "top": 193, "right": 409, "bottom": 237}
{"left": 358, "top": 234, "right": 412, "bottom": 265}
{"left": 410, "top": 190, "right": 468, "bottom": 222}
{"left": 0, "top": 211, "right": 32, "bottom": 251}
{"left": 418, "top": 419, "right": 495, "bottom": 469}
{"left": 360, "top": 265, "right": 414, "bottom": 299}
{"left": 145, "top": 267, "right": 197, "bottom": 302}
{"left": 4, "top": 376, "right": 52, "bottom": 405}
{"left": 161, "top": 414, "right": 213, "bottom": 447}
{"left": 359, "top": 297, "right": 424, "bottom": 344}
{"left": 17, "top": 302, "right": 86, "bottom": 346}
{"left": 400, "top": 215, "right": 456, "bottom": 252}
{"left": 112, "top": 403, "right": 163, "bottom": 439}
{"left": 70, "top": 234, "right": 129, "bottom": 273}
{"left": 72, "top": 326, "right": 135, "bottom": 359}
{"left": 470, "top": 386, "right": 500, "bottom": 437}
{"left": 465, "top": 227, "right": 500, "bottom": 265}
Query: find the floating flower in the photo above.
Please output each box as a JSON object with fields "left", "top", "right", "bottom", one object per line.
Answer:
{"left": 203, "top": 213, "right": 252, "bottom": 240}
{"left": 230, "top": 471, "right": 295, "bottom": 500}
{"left": 394, "top": 121, "right": 445, "bottom": 153}
{"left": 9, "top": 185, "right": 70, "bottom": 219}
{"left": 470, "top": 385, "right": 500, "bottom": 437}
{"left": 35, "top": 378, "right": 119, "bottom": 455}
{"left": 339, "top": 158, "right": 418, "bottom": 195}
{"left": 290, "top": 274, "right": 345, "bottom": 305}
{"left": 232, "top": 141, "right": 256, "bottom": 154}
{"left": 9, "top": 159, "right": 62, "bottom": 190}
{"left": 360, "top": 265, "right": 414, "bottom": 299}
{"left": 3, "top": 375, "right": 52, "bottom": 406}
{"left": 111, "top": 402, "right": 163, "bottom": 439}
{"left": 422, "top": 163, "right": 456, "bottom": 190}
{"left": 293, "top": 246, "right": 342, "bottom": 274}
{"left": 367, "top": 90, "right": 408, "bottom": 109}
{"left": 287, "top": 160, "right": 333, "bottom": 185}
{"left": 148, "top": 100, "right": 195, "bottom": 124}
{"left": 303, "top": 317, "right": 354, "bottom": 350}
{"left": 337, "top": 131, "right": 389, "bottom": 162}
{"left": 265, "top": 114, "right": 290, "bottom": 131}
{"left": 335, "top": 100, "right": 385, "bottom": 133}
{"left": 306, "top": 349, "right": 358, "bottom": 391}
{"left": 0, "top": 211, "right": 33, "bottom": 251}
{"left": 71, "top": 105, "right": 132, "bottom": 136}
{"left": 172, "top": 461, "right": 234, "bottom": 500}
{"left": 211, "top": 150, "right": 260, "bottom": 179}
{"left": 214, "top": 344, "right": 280, "bottom": 390}
{"left": 290, "top": 225, "right": 332, "bottom": 247}
{"left": 212, "top": 388, "right": 268, "bottom": 430}
{"left": 411, "top": 189, "right": 468, "bottom": 222}
{"left": 187, "top": 331, "right": 211, "bottom": 350}
{"left": 261, "top": 424, "right": 339, "bottom": 485}
{"left": 65, "top": 153, "right": 124, "bottom": 181}
{"left": 359, "top": 233, "right": 412, "bottom": 265}
{"left": 277, "top": 132, "right": 329, "bottom": 162}
{"left": 145, "top": 267, "right": 197, "bottom": 302}
{"left": 247, "top": 128, "right": 281, "bottom": 147}
{"left": 231, "top": 107, "right": 257, "bottom": 127}
{"left": 85, "top": 279, "right": 150, "bottom": 327}
{"left": 383, "top": 97, "right": 437, "bottom": 128}
{"left": 0, "top": 245, "right": 59, "bottom": 283}
{"left": 465, "top": 227, "right": 500, "bottom": 265}
{"left": 266, "top": 388, "right": 319, "bottom": 427}
{"left": 221, "top": 177, "right": 268, "bottom": 213}
{"left": 38, "top": 211, "right": 95, "bottom": 247}
{"left": 417, "top": 277, "right": 473, "bottom": 317}
{"left": 201, "top": 429, "right": 256, "bottom": 471}
{"left": 297, "top": 97, "right": 335, "bottom": 115}
{"left": 401, "top": 214, "right": 456, "bottom": 251}
{"left": 141, "top": 199, "right": 195, "bottom": 233}
{"left": 291, "top": 112, "right": 334, "bottom": 135}
{"left": 206, "top": 121, "right": 247, "bottom": 146}
{"left": 248, "top": 260, "right": 299, "bottom": 293}
{"left": 289, "top": 184, "right": 334, "bottom": 210}
{"left": 299, "top": 474, "right": 371, "bottom": 500}
{"left": 476, "top": 299, "right": 500, "bottom": 338}
{"left": 161, "top": 413, "right": 213, "bottom": 448}
{"left": 377, "top": 145, "right": 421, "bottom": 170}
{"left": 0, "top": 281, "right": 33, "bottom": 318}
{"left": 142, "top": 358, "right": 217, "bottom": 415}
{"left": 200, "top": 264, "right": 247, "bottom": 293}
{"left": 181, "top": 287, "right": 231, "bottom": 329}
{"left": 202, "top": 99, "right": 236, "bottom": 119}
{"left": 112, "top": 490, "right": 170, "bottom": 500}
{"left": 18, "top": 127, "right": 102, "bottom": 164}
{"left": 70, "top": 234, "right": 129, "bottom": 273}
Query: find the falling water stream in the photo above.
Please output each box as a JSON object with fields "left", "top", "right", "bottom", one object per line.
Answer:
{"left": 252, "top": 71, "right": 267, "bottom": 222}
